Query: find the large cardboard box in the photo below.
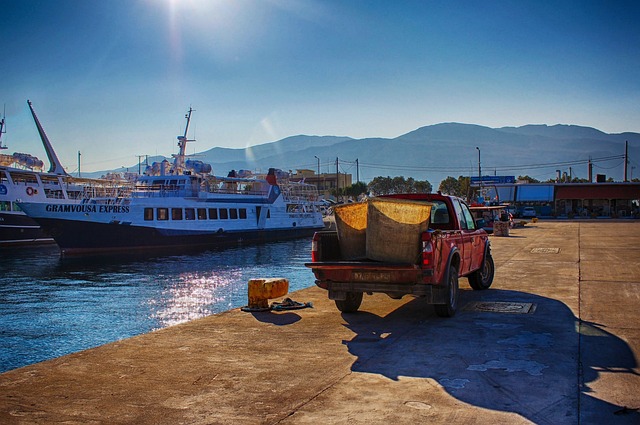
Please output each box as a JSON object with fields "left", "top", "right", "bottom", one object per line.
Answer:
{"left": 333, "top": 202, "right": 368, "bottom": 259}
{"left": 366, "top": 198, "right": 432, "bottom": 263}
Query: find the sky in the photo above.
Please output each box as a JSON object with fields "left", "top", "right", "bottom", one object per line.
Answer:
{"left": 1, "top": 0, "right": 639, "bottom": 173}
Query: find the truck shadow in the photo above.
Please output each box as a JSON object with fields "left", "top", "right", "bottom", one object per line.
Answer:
{"left": 341, "top": 289, "right": 639, "bottom": 424}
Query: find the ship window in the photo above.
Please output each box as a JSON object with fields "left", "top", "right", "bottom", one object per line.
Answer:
{"left": 197, "top": 208, "right": 207, "bottom": 220}
{"left": 157, "top": 208, "right": 169, "bottom": 220}
{"left": 172, "top": 208, "right": 183, "bottom": 220}
{"left": 12, "top": 202, "right": 22, "bottom": 212}
{"left": 0, "top": 201, "right": 10, "bottom": 211}
{"left": 208, "top": 208, "right": 218, "bottom": 220}
{"left": 239, "top": 208, "right": 247, "bottom": 219}
{"left": 267, "top": 209, "right": 271, "bottom": 219}
{"left": 219, "top": 208, "right": 229, "bottom": 219}
{"left": 185, "top": 208, "right": 195, "bottom": 220}
{"left": 229, "top": 209, "right": 238, "bottom": 219}
{"left": 144, "top": 208, "right": 154, "bottom": 221}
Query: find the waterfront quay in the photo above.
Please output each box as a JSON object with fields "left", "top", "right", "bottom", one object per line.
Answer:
{"left": 1, "top": 222, "right": 639, "bottom": 424}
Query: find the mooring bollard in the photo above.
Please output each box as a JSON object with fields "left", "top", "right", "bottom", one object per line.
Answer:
{"left": 242, "top": 278, "right": 289, "bottom": 311}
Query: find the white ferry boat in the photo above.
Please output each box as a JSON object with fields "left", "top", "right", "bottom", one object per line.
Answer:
{"left": 1, "top": 101, "right": 127, "bottom": 247}
{"left": 19, "top": 108, "right": 325, "bottom": 255}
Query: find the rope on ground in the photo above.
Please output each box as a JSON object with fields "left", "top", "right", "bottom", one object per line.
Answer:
{"left": 240, "top": 298, "right": 313, "bottom": 312}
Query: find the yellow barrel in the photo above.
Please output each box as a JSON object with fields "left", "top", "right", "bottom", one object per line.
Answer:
{"left": 247, "top": 278, "right": 289, "bottom": 309}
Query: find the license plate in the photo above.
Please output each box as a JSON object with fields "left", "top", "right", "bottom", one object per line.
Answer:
{"left": 352, "top": 271, "right": 391, "bottom": 282}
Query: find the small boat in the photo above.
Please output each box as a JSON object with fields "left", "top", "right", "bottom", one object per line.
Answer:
{"left": 19, "top": 108, "right": 325, "bottom": 256}
{"left": 1, "top": 101, "right": 128, "bottom": 247}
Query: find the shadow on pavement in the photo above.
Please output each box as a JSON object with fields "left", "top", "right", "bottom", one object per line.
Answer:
{"left": 341, "top": 289, "right": 639, "bottom": 424}
{"left": 249, "top": 311, "right": 302, "bottom": 326}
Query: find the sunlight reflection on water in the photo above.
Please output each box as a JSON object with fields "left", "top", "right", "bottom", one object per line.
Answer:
{"left": 0, "top": 239, "right": 314, "bottom": 372}
{"left": 151, "top": 270, "right": 244, "bottom": 328}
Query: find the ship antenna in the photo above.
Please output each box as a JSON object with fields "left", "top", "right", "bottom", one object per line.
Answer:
{"left": 27, "top": 100, "right": 69, "bottom": 175}
{"left": 0, "top": 105, "right": 7, "bottom": 150}
{"left": 173, "top": 106, "right": 195, "bottom": 172}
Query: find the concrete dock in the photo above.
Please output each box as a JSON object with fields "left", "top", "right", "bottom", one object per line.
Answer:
{"left": 1, "top": 221, "right": 639, "bottom": 424}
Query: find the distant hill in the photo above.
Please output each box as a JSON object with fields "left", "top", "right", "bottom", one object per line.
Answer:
{"left": 85, "top": 123, "right": 640, "bottom": 186}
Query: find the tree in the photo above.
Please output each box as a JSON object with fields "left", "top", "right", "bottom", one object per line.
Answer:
{"left": 367, "top": 176, "right": 432, "bottom": 196}
{"left": 343, "top": 181, "right": 368, "bottom": 197}
{"left": 368, "top": 176, "right": 394, "bottom": 196}
{"left": 438, "top": 176, "right": 460, "bottom": 196}
{"left": 413, "top": 179, "right": 433, "bottom": 194}
{"left": 438, "top": 176, "right": 470, "bottom": 199}
{"left": 458, "top": 176, "right": 471, "bottom": 199}
{"left": 517, "top": 175, "right": 540, "bottom": 183}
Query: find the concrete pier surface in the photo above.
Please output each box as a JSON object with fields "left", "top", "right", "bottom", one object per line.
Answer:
{"left": 1, "top": 221, "right": 639, "bottom": 424}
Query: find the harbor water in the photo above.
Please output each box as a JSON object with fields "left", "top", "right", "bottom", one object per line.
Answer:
{"left": 0, "top": 239, "right": 315, "bottom": 373}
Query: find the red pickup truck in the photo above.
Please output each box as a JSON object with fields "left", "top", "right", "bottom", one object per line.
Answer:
{"left": 305, "top": 193, "right": 494, "bottom": 317}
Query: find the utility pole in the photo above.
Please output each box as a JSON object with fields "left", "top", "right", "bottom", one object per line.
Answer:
{"left": 476, "top": 147, "right": 481, "bottom": 201}
{"left": 588, "top": 157, "right": 593, "bottom": 182}
{"left": 356, "top": 158, "right": 359, "bottom": 183}
{"left": 78, "top": 151, "right": 81, "bottom": 178}
{"left": 624, "top": 141, "right": 629, "bottom": 182}
{"left": 314, "top": 155, "right": 321, "bottom": 194}
{"left": 336, "top": 157, "right": 339, "bottom": 197}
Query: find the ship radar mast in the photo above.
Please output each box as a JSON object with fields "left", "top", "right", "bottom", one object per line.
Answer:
{"left": 172, "top": 106, "right": 195, "bottom": 173}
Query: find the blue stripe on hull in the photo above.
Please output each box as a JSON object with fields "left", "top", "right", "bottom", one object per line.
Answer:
{"left": 36, "top": 218, "right": 322, "bottom": 256}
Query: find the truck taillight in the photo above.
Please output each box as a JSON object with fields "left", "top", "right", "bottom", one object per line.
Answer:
{"left": 422, "top": 233, "right": 434, "bottom": 267}
{"left": 311, "top": 234, "right": 319, "bottom": 262}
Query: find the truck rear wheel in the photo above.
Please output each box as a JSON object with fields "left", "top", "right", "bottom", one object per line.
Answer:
{"left": 335, "top": 292, "right": 363, "bottom": 313}
{"left": 468, "top": 252, "right": 495, "bottom": 290}
{"left": 434, "top": 266, "right": 459, "bottom": 318}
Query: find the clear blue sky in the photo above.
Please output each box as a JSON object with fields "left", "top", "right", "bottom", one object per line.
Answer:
{"left": 2, "top": 0, "right": 639, "bottom": 173}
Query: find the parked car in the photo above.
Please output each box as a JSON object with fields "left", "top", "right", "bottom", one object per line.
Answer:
{"left": 522, "top": 207, "right": 537, "bottom": 218}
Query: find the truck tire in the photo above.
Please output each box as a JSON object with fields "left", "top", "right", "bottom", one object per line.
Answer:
{"left": 434, "top": 266, "right": 459, "bottom": 318}
{"left": 335, "top": 292, "right": 363, "bottom": 313}
{"left": 468, "top": 252, "right": 495, "bottom": 290}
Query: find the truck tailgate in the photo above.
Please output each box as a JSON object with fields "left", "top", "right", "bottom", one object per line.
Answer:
{"left": 304, "top": 262, "right": 431, "bottom": 284}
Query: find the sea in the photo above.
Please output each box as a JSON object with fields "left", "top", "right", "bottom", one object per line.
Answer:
{"left": 0, "top": 238, "right": 314, "bottom": 373}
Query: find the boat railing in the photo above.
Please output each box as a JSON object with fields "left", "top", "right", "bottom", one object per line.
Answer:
{"left": 81, "top": 182, "right": 135, "bottom": 200}
{"left": 279, "top": 182, "right": 320, "bottom": 203}
{"left": 200, "top": 177, "right": 271, "bottom": 197}
{"left": 44, "top": 188, "right": 66, "bottom": 200}
{"left": 82, "top": 196, "right": 132, "bottom": 206}
{"left": 131, "top": 184, "right": 200, "bottom": 198}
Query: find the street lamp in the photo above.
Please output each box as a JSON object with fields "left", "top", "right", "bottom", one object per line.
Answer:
{"left": 476, "top": 147, "right": 482, "bottom": 203}
{"left": 314, "top": 155, "right": 323, "bottom": 194}
{"left": 475, "top": 147, "right": 481, "bottom": 181}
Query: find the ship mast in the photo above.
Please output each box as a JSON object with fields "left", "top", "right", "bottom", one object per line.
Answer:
{"left": 27, "top": 100, "right": 68, "bottom": 175}
{"left": 0, "top": 105, "right": 6, "bottom": 150}
{"left": 172, "top": 106, "right": 195, "bottom": 174}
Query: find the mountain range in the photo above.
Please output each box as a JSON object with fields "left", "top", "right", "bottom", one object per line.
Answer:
{"left": 87, "top": 123, "right": 640, "bottom": 187}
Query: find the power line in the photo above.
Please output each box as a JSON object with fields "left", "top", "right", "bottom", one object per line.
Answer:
{"left": 287, "top": 153, "right": 628, "bottom": 180}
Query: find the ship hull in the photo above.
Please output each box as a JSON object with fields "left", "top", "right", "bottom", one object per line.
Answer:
{"left": 33, "top": 217, "right": 322, "bottom": 256}
{"left": 0, "top": 212, "right": 55, "bottom": 246}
